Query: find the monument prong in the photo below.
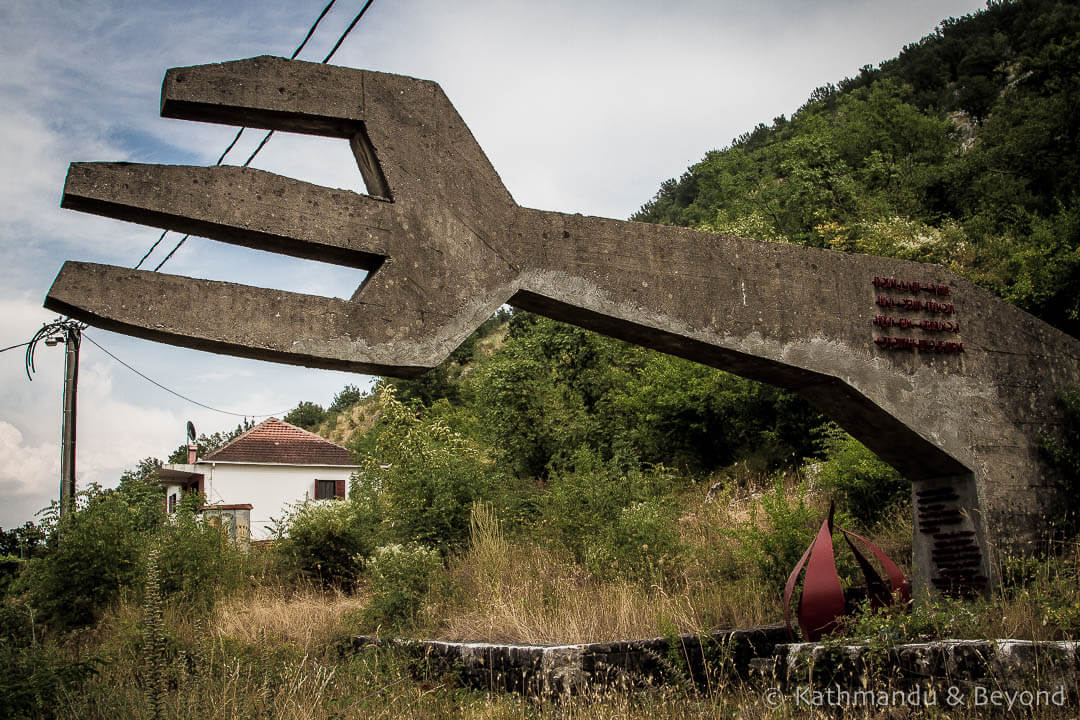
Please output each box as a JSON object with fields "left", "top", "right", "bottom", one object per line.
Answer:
{"left": 45, "top": 55, "right": 1080, "bottom": 597}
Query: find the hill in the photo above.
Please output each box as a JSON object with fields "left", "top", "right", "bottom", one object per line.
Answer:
{"left": 635, "top": 0, "right": 1080, "bottom": 338}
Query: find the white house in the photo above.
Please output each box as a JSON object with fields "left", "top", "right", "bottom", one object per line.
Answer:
{"left": 159, "top": 417, "right": 361, "bottom": 542}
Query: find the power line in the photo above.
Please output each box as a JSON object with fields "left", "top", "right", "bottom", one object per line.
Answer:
{"left": 294, "top": 0, "right": 339, "bottom": 60}
{"left": 210, "top": 1, "right": 341, "bottom": 175}
{"left": 146, "top": 0, "right": 374, "bottom": 272}
{"left": 0, "top": 341, "right": 31, "bottom": 354}
{"left": 322, "top": 0, "right": 375, "bottom": 64}
{"left": 134, "top": 230, "right": 168, "bottom": 270}
{"left": 81, "top": 332, "right": 291, "bottom": 419}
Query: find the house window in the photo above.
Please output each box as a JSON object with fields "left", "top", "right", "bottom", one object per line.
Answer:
{"left": 315, "top": 479, "right": 345, "bottom": 500}
{"left": 168, "top": 493, "right": 178, "bottom": 514}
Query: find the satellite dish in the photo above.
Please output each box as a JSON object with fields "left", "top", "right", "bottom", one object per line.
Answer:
{"left": 186, "top": 421, "right": 197, "bottom": 444}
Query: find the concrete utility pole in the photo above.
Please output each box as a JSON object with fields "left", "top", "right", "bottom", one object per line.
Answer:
{"left": 57, "top": 324, "right": 80, "bottom": 517}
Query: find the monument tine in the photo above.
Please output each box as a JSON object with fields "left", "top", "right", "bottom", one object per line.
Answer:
{"left": 45, "top": 56, "right": 1080, "bottom": 596}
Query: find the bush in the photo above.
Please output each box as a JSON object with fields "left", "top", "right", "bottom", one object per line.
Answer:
{"left": 22, "top": 483, "right": 252, "bottom": 631}
{"left": 814, "top": 424, "right": 908, "bottom": 527}
{"left": 1041, "top": 387, "right": 1080, "bottom": 535}
{"left": 0, "top": 554, "right": 21, "bottom": 596}
{"left": 274, "top": 496, "right": 377, "bottom": 588}
{"left": 538, "top": 447, "right": 677, "bottom": 563}
{"left": 0, "top": 604, "right": 99, "bottom": 719}
{"left": 586, "top": 498, "right": 682, "bottom": 582}
{"left": 839, "top": 596, "right": 983, "bottom": 644}
{"left": 363, "top": 543, "right": 442, "bottom": 628}
{"left": 731, "top": 475, "right": 819, "bottom": 593}
{"left": 23, "top": 486, "right": 148, "bottom": 632}
{"left": 156, "top": 494, "right": 247, "bottom": 608}
{"left": 358, "top": 388, "right": 498, "bottom": 551}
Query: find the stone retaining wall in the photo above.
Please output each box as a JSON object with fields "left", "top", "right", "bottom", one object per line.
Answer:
{"left": 349, "top": 629, "right": 1080, "bottom": 700}
{"left": 765, "top": 639, "right": 1080, "bottom": 695}
{"left": 351, "top": 625, "right": 789, "bottom": 695}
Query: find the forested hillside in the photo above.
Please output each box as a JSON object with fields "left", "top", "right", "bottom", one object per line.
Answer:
{"left": 636, "top": 0, "right": 1080, "bottom": 337}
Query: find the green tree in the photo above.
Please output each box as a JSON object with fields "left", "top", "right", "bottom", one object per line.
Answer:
{"left": 329, "top": 384, "right": 365, "bottom": 413}
{"left": 284, "top": 401, "right": 327, "bottom": 430}
{"left": 357, "top": 388, "right": 500, "bottom": 551}
{"left": 0, "top": 522, "right": 46, "bottom": 560}
{"left": 813, "top": 424, "right": 908, "bottom": 528}
{"left": 167, "top": 419, "right": 254, "bottom": 463}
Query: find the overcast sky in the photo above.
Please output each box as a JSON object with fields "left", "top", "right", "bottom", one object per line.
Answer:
{"left": 0, "top": 0, "right": 987, "bottom": 527}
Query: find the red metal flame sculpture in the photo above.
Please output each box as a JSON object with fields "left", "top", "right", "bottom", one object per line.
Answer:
{"left": 783, "top": 502, "right": 911, "bottom": 641}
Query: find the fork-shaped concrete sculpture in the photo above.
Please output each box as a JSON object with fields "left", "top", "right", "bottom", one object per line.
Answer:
{"left": 45, "top": 56, "right": 1080, "bottom": 595}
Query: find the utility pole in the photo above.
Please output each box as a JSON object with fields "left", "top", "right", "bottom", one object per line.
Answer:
{"left": 26, "top": 318, "right": 85, "bottom": 518}
{"left": 56, "top": 324, "right": 80, "bottom": 517}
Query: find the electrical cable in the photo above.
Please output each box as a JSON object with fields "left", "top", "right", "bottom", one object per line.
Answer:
{"left": 134, "top": 230, "right": 168, "bottom": 270}
{"left": 139, "top": 0, "right": 351, "bottom": 271}
{"left": 24, "top": 318, "right": 85, "bottom": 381}
{"left": 152, "top": 1, "right": 376, "bottom": 270}
{"left": 151, "top": 233, "right": 189, "bottom": 272}
{"left": 81, "top": 332, "right": 291, "bottom": 419}
{"left": 321, "top": 0, "right": 375, "bottom": 64}
{"left": 0, "top": 341, "right": 31, "bottom": 354}
{"left": 293, "top": 0, "right": 339, "bottom": 60}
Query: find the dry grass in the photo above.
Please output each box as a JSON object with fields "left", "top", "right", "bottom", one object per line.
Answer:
{"left": 319, "top": 397, "right": 380, "bottom": 446}
{"left": 423, "top": 502, "right": 768, "bottom": 644}
{"left": 211, "top": 584, "right": 369, "bottom": 652}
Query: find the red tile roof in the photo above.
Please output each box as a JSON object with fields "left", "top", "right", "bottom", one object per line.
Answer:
{"left": 202, "top": 418, "right": 357, "bottom": 466}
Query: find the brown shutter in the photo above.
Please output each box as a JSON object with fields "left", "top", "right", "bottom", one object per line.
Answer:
{"left": 335, "top": 479, "right": 346, "bottom": 499}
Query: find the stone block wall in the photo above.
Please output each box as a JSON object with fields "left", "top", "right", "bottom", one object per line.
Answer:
{"left": 348, "top": 629, "right": 1080, "bottom": 704}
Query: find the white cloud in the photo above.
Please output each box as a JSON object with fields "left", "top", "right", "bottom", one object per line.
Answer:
{"left": 0, "top": 421, "right": 60, "bottom": 527}
{"left": 0, "top": 422, "right": 58, "bottom": 498}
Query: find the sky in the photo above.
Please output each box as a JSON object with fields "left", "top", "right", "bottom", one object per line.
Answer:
{"left": 0, "top": 0, "right": 988, "bottom": 528}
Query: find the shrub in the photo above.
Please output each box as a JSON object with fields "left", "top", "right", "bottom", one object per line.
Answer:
{"left": 839, "top": 596, "right": 983, "bottom": 644}
{"left": 0, "top": 554, "right": 21, "bottom": 596}
{"left": 156, "top": 494, "right": 246, "bottom": 608}
{"left": 539, "top": 447, "right": 678, "bottom": 563}
{"left": 814, "top": 424, "right": 907, "bottom": 527}
{"left": 731, "top": 474, "right": 819, "bottom": 593}
{"left": 363, "top": 543, "right": 443, "bottom": 628}
{"left": 23, "top": 486, "right": 148, "bottom": 632}
{"left": 274, "top": 496, "right": 377, "bottom": 588}
{"left": 586, "top": 498, "right": 682, "bottom": 582}
{"left": 1040, "top": 387, "right": 1080, "bottom": 535}
{"left": 358, "top": 388, "right": 497, "bottom": 551}
{"left": 0, "top": 603, "right": 98, "bottom": 719}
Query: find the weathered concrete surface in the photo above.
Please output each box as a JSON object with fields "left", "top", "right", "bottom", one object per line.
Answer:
{"left": 763, "top": 639, "right": 1080, "bottom": 700}
{"left": 44, "top": 56, "right": 1080, "bottom": 592}
{"left": 350, "top": 625, "right": 789, "bottom": 696}
{"left": 347, "top": 630, "right": 1080, "bottom": 706}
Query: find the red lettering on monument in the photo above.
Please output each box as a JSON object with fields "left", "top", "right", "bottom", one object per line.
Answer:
{"left": 872, "top": 277, "right": 962, "bottom": 356}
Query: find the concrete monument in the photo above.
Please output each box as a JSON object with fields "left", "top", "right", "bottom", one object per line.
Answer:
{"left": 45, "top": 57, "right": 1080, "bottom": 595}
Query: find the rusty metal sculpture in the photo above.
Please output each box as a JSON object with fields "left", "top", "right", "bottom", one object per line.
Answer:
{"left": 42, "top": 56, "right": 1080, "bottom": 595}
{"left": 784, "top": 503, "right": 911, "bottom": 641}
